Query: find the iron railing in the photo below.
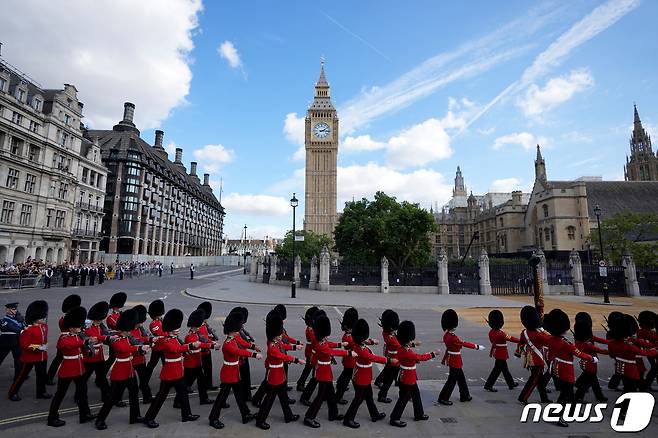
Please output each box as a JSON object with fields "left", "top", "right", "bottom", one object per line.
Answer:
{"left": 388, "top": 266, "right": 437, "bottom": 286}
{"left": 330, "top": 265, "right": 381, "bottom": 286}
{"left": 582, "top": 264, "right": 627, "bottom": 296}
{"left": 636, "top": 266, "right": 658, "bottom": 296}
{"left": 447, "top": 264, "right": 480, "bottom": 294}
{"left": 490, "top": 263, "right": 533, "bottom": 295}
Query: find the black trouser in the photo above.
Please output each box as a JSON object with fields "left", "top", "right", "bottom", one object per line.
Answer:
{"left": 47, "top": 349, "right": 63, "bottom": 382}
{"left": 438, "top": 367, "right": 470, "bottom": 401}
{"left": 610, "top": 372, "right": 623, "bottom": 389}
{"left": 240, "top": 358, "right": 252, "bottom": 401}
{"left": 83, "top": 361, "right": 111, "bottom": 402}
{"left": 89, "top": 275, "right": 95, "bottom": 286}
{"left": 9, "top": 360, "right": 47, "bottom": 397}
{"left": 134, "top": 363, "right": 153, "bottom": 401}
{"left": 555, "top": 377, "right": 574, "bottom": 404}
{"left": 44, "top": 277, "right": 51, "bottom": 288}
{"left": 208, "top": 382, "right": 251, "bottom": 421}
{"left": 103, "top": 351, "right": 116, "bottom": 377}
{"left": 485, "top": 359, "right": 516, "bottom": 389}
{"left": 344, "top": 383, "right": 381, "bottom": 422}
{"left": 335, "top": 367, "right": 354, "bottom": 400}
{"left": 300, "top": 372, "right": 317, "bottom": 401}
{"left": 518, "top": 365, "right": 549, "bottom": 403}
{"left": 296, "top": 360, "right": 313, "bottom": 388}
{"left": 145, "top": 378, "right": 191, "bottom": 422}
{"left": 622, "top": 376, "right": 638, "bottom": 393}
{"left": 390, "top": 383, "right": 424, "bottom": 421}
{"left": 96, "top": 378, "right": 141, "bottom": 424}
{"left": 145, "top": 350, "right": 164, "bottom": 383}
{"left": 252, "top": 378, "right": 268, "bottom": 405}
{"left": 190, "top": 271, "right": 194, "bottom": 279}
{"left": 0, "top": 345, "right": 22, "bottom": 381}
{"left": 256, "top": 383, "right": 294, "bottom": 424}
{"left": 47, "top": 375, "right": 91, "bottom": 423}
{"left": 63, "top": 276, "right": 69, "bottom": 287}
{"left": 377, "top": 364, "right": 399, "bottom": 399}
{"left": 201, "top": 354, "right": 213, "bottom": 388}
{"left": 175, "top": 367, "right": 208, "bottom": 404}
{"left": 641, "top": 357, "right": 657, "bottom": 390}
{"left": 575, "top": 370, "right": 606, "bottom": 401}
{"left": 71, "top": 276, "right": 78, "bottom": 286}
{"left": 305, "top": 381, "right": 339, "bottom": 420}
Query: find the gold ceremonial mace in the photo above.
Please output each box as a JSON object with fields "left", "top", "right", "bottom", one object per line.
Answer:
{"left": 529, "top": 255, "right": 544, "bottom": 320}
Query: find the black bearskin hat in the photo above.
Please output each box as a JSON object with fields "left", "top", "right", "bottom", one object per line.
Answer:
{"left": 62, "top": 306, "right": 87, "bottom": 330}
{"left": 609, "top": 314, "right": 630, "bottom": 341}
{"left": 187, "top": 309, "right": 206, "bottom": 328}
{"left": 397, "top": 320, "right": 416, "bottom": 345}
{"left": 627, "top": 314, "right": 639, "bottom": 336}
{"left": 313, "top": 315, "right": 331, "bottom": 340}
{"left": 312, "top": 309, "right": 327, "bottom": 323}
{"left": 229, "top": 306, "right": 246, "bottom": 323}
{"left": 520, "top": 306, "right": 541, "bottom": 330}
{"left": 25, "top": 300, "right": 48, "bottom": 324}
{"left": 545, "top": 309, "right": 570, "bottom": 336}
{"left": 61, "top": 294, "right": 82, "bottom": 313}
{"left": 573, "top": 319, "right": 593, "bottom": 342}
{"left": 133, "top": 305, "right": 147, "bottom": 324}
{"left": 488, "top": 309, "right": 504, "bottom": 330}
{"left": 240, "top": 307, "right": 249, "bottom": 323}
{"left": 441, "top": 309, "right": 458, "bottom": 331}
{"left": 352, "top": 319, "right": 370, "bottom": 345}
{"left": 608, "top": 311, "right": 623, "bottom": 324}
{"left": 148, "top": 299, "right": 165, "bottom": 319}
{"left": 162, "top": 309, "right": 184, "bottom": 333}
{"left": 223, "top": 312, "right": 242, "bottom": 334}
{"left": 638, "top": 311, "right": 656, "bottom": 330}
{"left": 575, "top": 312, "right": 593, "bottom": 326}
{"left": 382, "top": 309, "right": 400, "bottom": 332}
{"left": 116, "top": 308, "right": 138, "bottom": 332}
{"left": 266, "top": 313, "right": 284, "bottom": 341}
{"left": 305, "top": 306, "right": 319, "bottom": 326}
{"left": 341, "top": 307, "right": 359, "bottom": 331}
{"left": 274, "top": 304, "right": 287, "bottom": 320}
{"left": 109, "top": 292, "right": 127, "bottom": 309}
{"left": 197, "top": 301, "right": 212, "bottom": 319}
{"left": 88, "top": 301, "right": 109, "bottom": 321}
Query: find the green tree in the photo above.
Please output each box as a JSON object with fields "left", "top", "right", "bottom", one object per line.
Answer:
{"left": 594, "top": 212, "right": 658, "bottom": 267}
{"left": 333, "top": 191, "right": 437, "bottom": 270}
{"left": 274, "top": 230, "right": 332, "bottom": 263}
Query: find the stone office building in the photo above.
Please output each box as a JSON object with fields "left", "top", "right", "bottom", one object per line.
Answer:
{"left": 86, "top": 103, "right": 224, "bottom": 257}
{"left": 0, "top": 58, "right": 106, "bottom": 265}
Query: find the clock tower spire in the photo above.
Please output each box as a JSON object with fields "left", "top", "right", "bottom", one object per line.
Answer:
{"left": 304, "top": 59, "right": 339, "bottom": 238}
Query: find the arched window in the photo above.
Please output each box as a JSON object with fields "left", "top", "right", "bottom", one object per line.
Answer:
{"left": 542, "top": 204, "right": 549, "bottom": 218}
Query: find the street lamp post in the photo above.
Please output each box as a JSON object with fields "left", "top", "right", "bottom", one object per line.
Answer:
{"left": 290, "top": 193, "right": 298, "bottom": 299}
{"left": 593, "top": 204, "right": 610, "bottom": 304}
{"left": 243, "top": 224, "right": 248, "bottom": 275}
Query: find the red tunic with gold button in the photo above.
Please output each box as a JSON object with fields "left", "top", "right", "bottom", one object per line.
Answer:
{"left": 304, "top": 326, "right": 316, "bottom": 358}
{"left": 575, "top": 340, "right": 608, "bottom": 374}
{"left": 159, "top": 336, "right": 191, "bottom": 381}
{"left": 282, "top": 328, "right": 299, "bottom": 346}
{"left": 352, "top": 344, "right": 387, "bottom": 386}
{"left": 19, "top": 323, "right": 48, "bottom": 363}
{"left": 83, "top": 324, "right": 107, "bottom": 363}
{"left": 397, "top": 346, "right": 433, "bottom": 385}
{"left": 488, "top": 329, "right": 519, "bottom": 360}
{"left": 516, "top": 329, "right": 551, "bottom": 367}
{"left": 110, "top": 336, "right": 140, "bottom": 381}
{"left": 183, "top": 331, "right": 212, "bottom": 369}
{"left": 608, "top": 339, "right": 657, "bottom": 380}
{"left": 314, "top": 340, "right": 347, "bottom": 382}
{"left": 266, "top": 340, "right": 295, "bottom": 386}
{"left": 442, "top": 331, "right": 477, "bottom": 369}
{"left": 106, "top": 310, "right": 121, "bottom": 331}
{"left": 57, "top": 333, "right": 85, "bottom": 379}
{"left": 548, "top": 336, "right": 593, "bottom": 383}
{"left": 341, "top": 332, "right": 356, "bottom": 368}
{"left": 198, "top": 323, "right": 212, "bottom": 357}
{"left": 220, "top": 336, "right": 255, "bottom": 384}
{"left": 130, "top": 327, "right": 150, "bottom": 366}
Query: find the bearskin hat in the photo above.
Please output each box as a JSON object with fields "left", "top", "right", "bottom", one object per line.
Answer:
{"left": 61, "top": 294, "right": 82, "bottom": 313}
{"left": 397, "top": 320, "right": 416, "bottom": 345}
{"left": 274, "top": 304, "right": 287, "bottom": 320}
{"left": 148, "top": 299, "right": 165, "bottom": 319}
{"left": 313, "top": 315, "right": 331, "bottom": 340}
{"left": 116, "top": 308, "right": 138, "bottom": 332}
{"left": 162, "top": 309, "right": 184, "bottom": 333}
{"left": 381, "top": 309, "right": 400, "bottom": 332}
{"left": 545, "top": 309, "right": 570, "bottom": 336}
{"left": 109, "top": 292, "right": 127, "bottom": 309}
{"left": 638, "top": 311, "right": 656, "bottom": 330}
{"left": 266, "top": 314, "right": 284, "bottom": 341}
{"left": 305, "top": 306, "right": 319, "bottom": 326}
{"left": 312, "top": 309, "right": 327, "bottom": 323}
{"left": 520, "top": 306, "right": 541, "bottom": 330}
{"left": 575, "top": 312, "right": 593, "bottom": 326}
{"left": 441, "top": 309, "right": 459, "bottom": 331}
{"left": 197, "top": 301, "right": 212, "bottom": 319}
{"left": 609, "top": 314, "right": 630, "bottom": 341}
{"left": 25, "top": 300, "right": 48, "bottom": 324}
{"left": 240, "top": 307, "right": 249, "bottom": 323}
{"left": 608, "top": 311, "right": 623, "bottom": 324}
{"left": 133, "top": 305, "right": 147, "bottom": 324}
{"left": 573, "top": 319, "right": 593, "bottom": 342}
{"left": 488, "top": 309, "right": 504, "bottom": 330}
{"left": 229, "top": 306, "right": 246, "bottom": 323}
{"left": 627, "top": 314, "right": 639, "bottom": 336}
{"left": 341, "top": 307, "right": 359, "bottom": 331}
{"left": 187, "top": 309, "right": 206, "bottom": 329}
{"left": 88, "top": 301, "right": 109, "bottom": 321}
{"left": 62, "top": 306, "right": 87, "bottom": 330}
{"left": 352, "top": 319, "right": 370, "bottom": 345}
{"left": 223, "top": 312, "right": 242, "bottom": 334}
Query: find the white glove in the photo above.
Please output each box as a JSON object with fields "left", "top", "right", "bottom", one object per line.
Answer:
{"left": 38, "top": 344, "right": 48, "bottom": 351}
{"left": 591, "top": 356, "right": 599, "bottom": 364}
{"left": 477, "top": 345, "right": 486, "bottom": 351}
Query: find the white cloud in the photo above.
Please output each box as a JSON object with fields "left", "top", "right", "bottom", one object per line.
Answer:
{"left": 490, "top": 178, "right": 521, "bottom": 192}
{"left": 386, "top": 118, "right": 453, "bottom": 168}
{"left": 283, "top": 112, "right": 306, "bottom": 160}
{"left": 218, "top": 40, "right": 243, "bottom": 69}
{"left": 342, "top": 135, "right": 386, "bottom": 152}
{"left": 477, "top": 127, "right": 496, "bottom": 136}
{"left": 222, "top": 193, "right": 290, "bottom": 217}
{"left": 493, "top": 132, "right": 548, "bottom": 151}
{"left": 517, "top": 69, "right": 594, "bottom": 117}
{"left": 0, "top": 0, "right": 202, "bottom": 130}
{"left": 164, "top": 141, "right": 178, "bottom": 159}
{"left": 192, "top": 144, "right": 235, "bottom": 173}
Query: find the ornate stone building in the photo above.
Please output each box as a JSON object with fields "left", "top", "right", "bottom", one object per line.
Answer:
{"left": 624, "top": 105, "right": 657, "bottom": 181}
{"left": 304, "top": 61, "right": 338, "bottom": 237}
{"left": 87, "top": 103, "right": 224, "bottom": 257}
{"left": 0, "top": 57, "right": 106, "bottom": 265}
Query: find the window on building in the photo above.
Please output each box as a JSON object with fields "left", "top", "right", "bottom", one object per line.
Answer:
{"left": 24, "top": 174, "right": 36, "bottom": 193}
{"left": 0, "top": 77, "right": 6, "bottom": 92}
{"left": 32, "top": 98, "right": 42, "bottom": 111}
{"left": 1, "top": 201, "right": 15, "bottom": 223}
{"left": 64, "top": 114, "right": 71, "bottom": 126}
{"left": 96, "top": 174, "right": 103, "bottom": 188}
{"left": 544, "top": 227, "right": 551, "bottom": 242}
{"left": 499, "top": 217, "right": 503, "bottom": 227}
{"left": 89, "top": 170, "right": 96, "bottom": 186}
{"left": 46, "top": 208, "right": 54, "bottom": 227}
{"left": 6, "top": 168, "right": 19, "bottom": 189}
{"left": 11, "top": 112, "right": 23, "bottom": 125}
{"left": 55, "top": 210, "right": 66, "bottom": 228}
{"left": 19, "top": 204, "right": 32, "bottom": 226}
{"left": 28, "top": 144, "right": 40, "bottom": 162}
{"left": 58, "top": 182, "right": 68, "bottom": 200}
{"left": 542, "top": 204, "right": 549, "bottom": 218}
{"left": 60, "top": 132, "right": 69, "bottom": 147}
{"left": 29, "top": 121, "right": 40, "bottom": 134}
{"left": 567, "top": 226, "right": 576, "bottom": 240}
{"left": 10, "top": 137, "right": 23, "bottom": 155}
{"left": 16, "top": 88, "right": 25, "bottom": 102}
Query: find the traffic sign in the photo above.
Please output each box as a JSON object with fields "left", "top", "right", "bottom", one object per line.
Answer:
{"left": 598, "top": 260, "right": 606, "bottom": 267}
{"left": 599, "top": 266, "right": 608, "bottom": 277}
{"left": 294, "top": 235, "right": 304, "bottom": 242}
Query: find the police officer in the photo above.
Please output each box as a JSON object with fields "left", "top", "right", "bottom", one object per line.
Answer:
{"left": 44, "top": 267, "right": 53, "bottom": 289}
{"left": 190, "top": 263, "right": 195, "bottom": 280}
{"left": 0, "top": 303, "right": 25, "bottom": 382}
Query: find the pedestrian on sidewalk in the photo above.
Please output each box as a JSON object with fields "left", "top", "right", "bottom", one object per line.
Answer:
{"left": 170, "top": 262, "right": 174, "bottom": 275}
{"left": 484, "top": 310, "right": 520, "bottom": 392}
{"left": 43, "top": 266, "right": 53, "bottom": 289}
{"left": 516, "top": 306, "right": 552, "bottom": 404}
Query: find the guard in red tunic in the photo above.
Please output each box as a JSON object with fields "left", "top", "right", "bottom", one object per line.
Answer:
{"left": 82, "top": 301, "right": 111, "bottom": 404}
{"left": 230, "top": 306, "right": 259, "bottom": 403}
{"left": 208, "top": 312, "right": 262, "bottom": 430}
{"left": 47, "top": 306, "right": 96, "bottom": 427}
{"left": 438, "top": 309, "right": 485, "bottom": 405}
{"left": 299, "top": 308, "right": 327, "bottom": 405}
{"left": 343, "top": 318, "right": 394, "bottom": 429}
{"left": 255, "top": 313, "right": 304, "bottom": 430}
{"left": 606, "top": 311, "right": 625, "bottom": 391}
{"left": 8, "top": 300, "right": 50, "bottom": 401}
{"left": 95, "top": 309, "right": 150, "bottom": 430}
{"left": 573, "top": 317, "right": 608, "bottom": 402}
{"left": 335, "top": 308, "right": 359, "bottom": 404}
{"left": 197, "top": 301, "right": 219, "bottom": 390}
{"left": 274, "top": 304, "right": 302, "bottom": 398}
{"left": 303, "top": 315, "right": 355, "bottom": 429}
{"left": 47, "top": 294, "right": 81, "bottom": 385}
{"left": 375, "top": 309, "right": 401, "bottom": 403}
{"left": 608, "top": 314, "right": 658, "bottom": 393}
{"left": 484, "top": 309, "right": 520, "bottom": 392}
{"left": 130, "top": 305, "right": 153, "bottom": 403}
{"left": 296, "top": 306, "right": 319, "bottom": 391}
{"left": 144, "top": 299, "right": 166, "bottom": 400}
{"left": 516, "top": 305, "right": 552, "bottom": 404}
{"left": 104, "top": 292, "right": 127, "bottom": 374}
{"left": 389, "top": 320, "right": 439, "bottom": 427}
{"left": 637, "top": 311, "right": 658, "bottom": 390}
{"left": 143, "top": 309, "right": 202, "bottom": 429}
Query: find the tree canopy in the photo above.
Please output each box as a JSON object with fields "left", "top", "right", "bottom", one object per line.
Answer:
{"left": 333, "top": 191, "right": 437, "bottom": 270}
{"left": 595, "top": 211, "right": 658, "bottom": 267}
{"left": 274, "top": 230, "right": 332, "bottom": 263}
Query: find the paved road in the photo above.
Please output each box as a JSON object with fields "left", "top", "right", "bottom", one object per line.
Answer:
{"left": 0, "top": 268, "right": 655, "bottom": 437}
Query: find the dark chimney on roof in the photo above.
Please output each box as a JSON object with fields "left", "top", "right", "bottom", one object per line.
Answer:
{"left": 174, "top": 148, "right": 183, "bottom": 164}
{"left": 203, "top": 173, "right": 210, "bottom": 186}
{"left": 154, "top": 130, "right": 164, "bottom": 148}
{"left": 123, "top": 102, "right": 135, "bottom": 124}
{"left": 190, "top": 162, "right": 198, "bottom": 177}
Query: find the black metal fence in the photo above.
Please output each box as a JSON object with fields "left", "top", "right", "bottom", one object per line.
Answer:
{"left": 490, "top": 263, "right": 533, "bottom": 295}
{"left": 330, "top": 265, "right": 381, "bottom": 286}
{"left": 637, "top": 266, "right": 658, "bottom": 296}
{"left": 447, "top": 264, "right": 480, "bottom": 294}
{"left": 547, "top": 261, "right": 573, "bottom": 286}
{"left": 388, "top": 266, "right": 437, "bottom": 286}
{"left": 582, "top": 264, "right": 627, "bottom": 296}
{"left": 276, "top": 259, "right": 293, "bottom": 281}
{"left": 300, "top": 263, "right": 311, "bottom": 288}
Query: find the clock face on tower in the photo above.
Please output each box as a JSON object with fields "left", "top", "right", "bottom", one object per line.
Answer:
{"left": 313, "top": 122, "right": 331, "bottom": 139}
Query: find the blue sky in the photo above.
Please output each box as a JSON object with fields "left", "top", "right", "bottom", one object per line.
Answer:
{"left": 2, "top": 0, "right": 657, "bottom": 240}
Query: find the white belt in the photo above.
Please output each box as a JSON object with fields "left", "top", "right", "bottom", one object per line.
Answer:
{"left": 616, "top": 357, "right": 635, "bottom": 364}
{"left": 356, "top": 363, "right": 372, "bottom": 368}
{"left": 269, "top": 363, "right": 284, "bottom": 369}
{"left": 189, "top": 349, "right": 201, "bottom": 353}
{"left": 0, "top": 331, "right": 18, "bottom": 335}
{"left": 165, "top": 357, "right": 182, "bottom": 363}
{"left": 223, "top": 360, "right": 239, "bottom": 366}
{"left": 494, "top": 344, "right": 507, "bottom": 347}
{"left": 311, "top": 350, "right": 316, "bottom": 354}
{"left": 317, "top": 360, "right": 331, "bottom": 365}
{"left": 554, "top": 358, "right": 573, "bottom": 365}
{"left": 63, "top": 354, "right": 82, "bottom": 360}
{"left": 400, "top": 365, "right": 416, "bottom": 370}
{"left": 448, "top": 351, "right": 461, "bottom": 355}
{"left": 387, "top": 350, "right": 397, "bottom": 355}
{"left": 115, "top": 356, "right": 133, "bottom": 362}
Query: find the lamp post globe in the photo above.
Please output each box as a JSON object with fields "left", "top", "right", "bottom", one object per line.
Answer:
{"left": 290, "top": 193, "right": 298, "bottom": 299}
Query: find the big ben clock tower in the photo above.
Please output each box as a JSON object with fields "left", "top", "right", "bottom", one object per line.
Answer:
{"left": 304, "top": 60, "right": 338, "bottom": 237}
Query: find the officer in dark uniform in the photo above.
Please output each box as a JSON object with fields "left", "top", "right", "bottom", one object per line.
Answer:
{"left": 71, "top": 266, "right": 79, "bottom": 287}
{"left": 190, "top": 264, "right": 195, "bottom": 280}
{"left": 0, "top": 303, "right": 26, "bottom": 382}
{"left": 89, "top": 265, "right": 96, "bottom": 286}
{"left": 80, "top": 266, "right": 88, "bottom": 286}
{"left": 44, "top": 267, "right": 53, "bottom": 289}
{"left": 98, "top": 265, "right": 105, "bottom": 284}
{"left": 62, "top": 266, "right": 70, "bottom": 288}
